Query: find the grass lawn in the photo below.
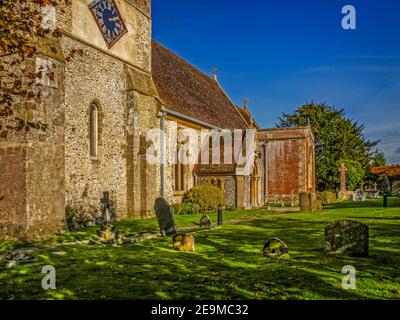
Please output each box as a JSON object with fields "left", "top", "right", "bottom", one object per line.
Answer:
{"left": 0, "top": 198, "right": 399, "bottom": 300}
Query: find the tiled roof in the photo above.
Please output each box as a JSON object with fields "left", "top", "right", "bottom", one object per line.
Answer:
{"left": 152, "top": 40, "right": 248, "bottom": 130}
{"left": 235, "top": 105, "right": 260, "bottom": 129}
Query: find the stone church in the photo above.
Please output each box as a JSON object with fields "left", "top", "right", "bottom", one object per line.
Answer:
{"left": 0, "top": 0, "right": 315, "bottom": 240}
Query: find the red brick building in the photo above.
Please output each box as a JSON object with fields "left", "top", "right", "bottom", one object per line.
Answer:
{"left": 258, "top": 127, "right": 315, "bottom": 203}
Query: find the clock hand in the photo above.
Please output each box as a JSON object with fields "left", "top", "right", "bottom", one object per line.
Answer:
{"left": 109, "top": 17, "right": 119, "bottom": 22}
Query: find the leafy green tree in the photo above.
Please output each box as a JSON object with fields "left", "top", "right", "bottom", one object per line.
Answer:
{"left": 365, "top": 151, "right": 387, "bottom": 189}
{"left": 342, "top": 159, "right": 365, "bottom": 191}
{"left": 277, "top": 102, "right": 380, "bottom": 191}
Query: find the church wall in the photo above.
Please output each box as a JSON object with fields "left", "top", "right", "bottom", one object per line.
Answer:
{"left": 161, "top": 119, "right": 259, "bottom": 210}
{"left": 0, "top": 55, "right": 66, "bottom": 240}
{"left": 56, "top": 0, "right": 157, "bottom": 221}
{"left": 266, "top": 139, "right": 302, "bottom": 200}
{"left": 125, "top": 90, "right": 159, "bottom": 218}
{"left": 60, "top": 0, "right": 157, "bottom": 220}
{"left": 163, "top": 119, "right": 177, "bottom": 205}
{"left": 223, "top": 176, "right": 236, "bottom": 207}
{"left": 162, "top": 118, "right": 243, "bottom": 207}
{"left": 0, "top": 145, "right": 27, "bottom": 239}
{"left": 163, "top": 119, "right": 197, "bottom": 205}
{"left": 244, "top": 176, "right": 251, "bottom": 208}
{"left": 62, "top": 36, "right": 129, "bottom": 218}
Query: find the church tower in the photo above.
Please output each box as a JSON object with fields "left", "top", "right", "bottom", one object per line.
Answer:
{"left": 58, "top": 0, "right": 160, "bottom": 220}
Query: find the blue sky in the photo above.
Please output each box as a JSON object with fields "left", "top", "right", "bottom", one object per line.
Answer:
{"left": 152, "top": 0, "right": 400, "bottom": 164}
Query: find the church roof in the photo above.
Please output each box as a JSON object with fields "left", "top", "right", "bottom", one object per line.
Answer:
{"left": 371, "top": 166, "right": 400, "bottom": 178}
{"left": 235, "top": 105, "right": 260, "bottom": 129}
{"left": 152, "top": 40, "right": 248, "bottom": 130}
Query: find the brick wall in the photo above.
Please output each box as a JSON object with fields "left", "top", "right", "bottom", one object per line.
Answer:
{"left": 258, "top": 127, "right": 315, "bottom": 202}
{"left": 0, "top": 147, "right": 27, "bottom": 238}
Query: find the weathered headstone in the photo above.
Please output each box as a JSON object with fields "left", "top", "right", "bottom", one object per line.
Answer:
{"left": 354, "top": 189, "right": 365, "bottom": 202}
{"left": 96, "top": 224, "right": 120, "bottom": 243}
{"left": 217, "top": 205, "right": 223, "bottom": 225}
{"left": 325, "top": 220, "right": 369, "bottom": 257}
{"left": 172, "top": 234, "right": 195, "bottom": 252}
{"left": 94, "top": 191, "right": 122, "bottom": 244}
{"left": 365, "top": 189, "right": 379, "bottom": 199}
{"left": 199, "top": 215, "right": 211, "bottom": 228}
{"left": 263, "top": 238, "right": 289, "bottom": 258}
{"left": 4, "top": 252, "right": 34, "bottom": 268}
{"left": 154, "top": 197, "right": 177, "bottom": 236}
{"left": 299, "top": 192, "right": 312, "bottom": 212}
{"left": 99, "top": 191, "right": 117, "bottom": 224}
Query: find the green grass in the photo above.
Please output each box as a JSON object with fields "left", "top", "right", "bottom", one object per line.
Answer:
{"left": 1, "top": 198, "right": 400, "bottom": 300}
{"left": 0, "top": 209, "right": 271, "bottom": 251}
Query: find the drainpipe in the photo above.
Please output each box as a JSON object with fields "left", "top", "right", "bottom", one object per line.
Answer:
{"left": 159, "top": 109, "right": 166, "bottom": 198}
{"left": 264, "top": 142, "right": 268, "bottom": 203}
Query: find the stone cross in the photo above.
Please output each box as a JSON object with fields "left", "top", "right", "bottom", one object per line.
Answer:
{"left": 101, "top": 191, "right": 111, "bottom": 227}
{"left": 243, "top": 97, "right": 248, "bottom": 110}
{"left": 339, "top": 163, "right": 348, "bottom": 196}
{"left": 211, "top": 66, "right": 217, "bottom": 80}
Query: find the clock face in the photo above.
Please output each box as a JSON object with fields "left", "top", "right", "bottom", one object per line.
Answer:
{"left": 89, "top": 0, "right": 127, "bottom": 48}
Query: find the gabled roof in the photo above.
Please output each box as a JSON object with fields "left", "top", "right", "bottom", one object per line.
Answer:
{"left": 152, "top": 40, "right": 248, "bottom": 130}
{"left": 235, "top": 105, "right": 260, "bottom": 129}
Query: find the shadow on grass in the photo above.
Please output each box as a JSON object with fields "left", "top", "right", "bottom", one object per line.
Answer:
{"left": 3, "top": 214, "right": 398, "bottom": 300}
{"left": 1, "top": 203, "right": 400, "bottom": 300}
{"left": 0, "top": 239, "right": 365, "bottom": 300}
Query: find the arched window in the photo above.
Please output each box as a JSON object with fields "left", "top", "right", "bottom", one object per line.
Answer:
{"left": 89, "top": 103, "right": 99, "bottom": 158}
{"left": 174, "top": 147, "right": 186, "bottom": 192}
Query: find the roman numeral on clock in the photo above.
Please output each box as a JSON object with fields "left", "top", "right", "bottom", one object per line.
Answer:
{"left": 89, "top": 0, "right": 128, "bottom": 48}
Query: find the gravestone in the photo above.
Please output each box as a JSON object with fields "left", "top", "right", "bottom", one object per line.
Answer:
{"left": 199, "top": 215, "right": 211, "bottom": 228}
{"left": 97, "top": 191, "right": 117, "bottom": 224}
{"left": 299, "top": 192, "right": 312, "bottom": 212}
{"left": 154, "top": 197, "right": 177, "bottom": 236}
{"left": 95, "top": 191, "right": 122, "bottom": 244}
{"left": 101, "top": 192, "right": 112, "bottom": 227}
{"left": 365, "top": 189, "right": 379, "bottom": 199}
{"left": 325, "top": 220, "right": 369, "bottom": 257}
{"left": 4, "top": 252, "right": 34, "bottom": 268}
{"left": 217, "top": 205, "right": 223, "bottom": 225}
{"left": 263, "top": 238, "right": 289, "bottom": 258}
{"left": 172, "top": 234, "right": 195, "bottom": 252}
{"left": 354, "top": 189, "right": 365, "bottom": 202}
